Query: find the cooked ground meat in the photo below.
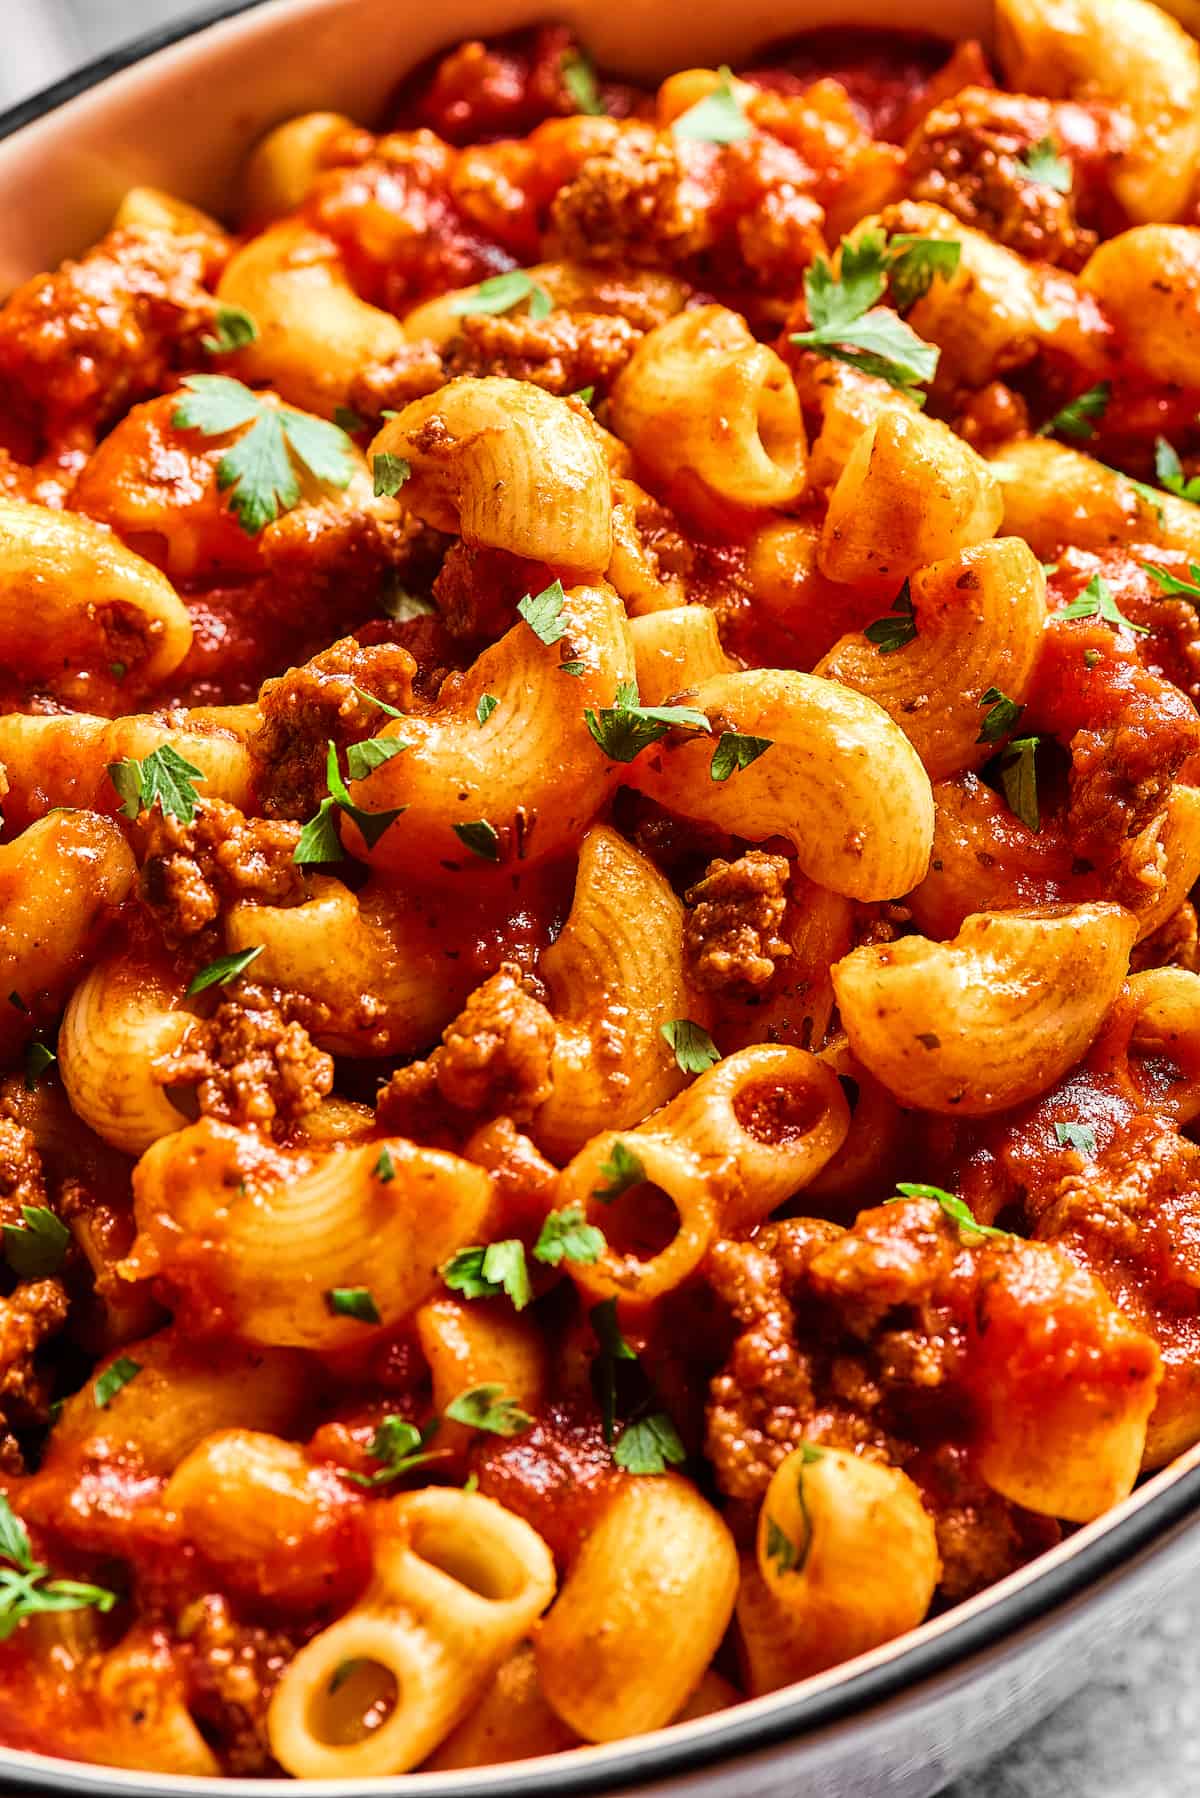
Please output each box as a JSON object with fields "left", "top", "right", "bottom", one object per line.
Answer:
{"left": 378, "top": 964, "right": 555, "bottom": 1139}
{"left": 136, "top": 799, "right": 305, "bottom": 945}
{"left": 906, "top": 88, "right": 1098, "bottom": 269}
{"left": 0, "top": 1114, "right": 47, "bottom": 1232}
{"left": 348, "top": 342, "right": 446, "bottom": 421}
{"left": 179, "top": 1594, "right": 302, "bottom": 1778}
{"left": 0, "top": 1279, "right": 69, "bottom": 1424}
{"left": 704, "top": 1205, "right": 1094, "bottom": 1598}
{"left": 397, "top": 26, "right": 595, "bottom": 145}
{"left": 431, "top": 542, "right": 556, "bottom": 644}
{"left": 684, "top": 852, "right": 793, "bottom": 992}
{"left": 0, "top": 228, "right": 225, "bottom": 449}
{"left": 156, "top": 994, "right": 333, "bottom": 1131}
{"left": 250, "top": 637, "right": 418, "bottom": 820}
{"left": 548, "top": 128, "right": 714, "bottom": 269}
{"left": 445, "top": 308, "right": 643, "bottom": 395}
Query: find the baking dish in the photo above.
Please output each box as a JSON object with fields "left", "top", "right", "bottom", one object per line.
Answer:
{"left": 0, "top": 1, "right": 1198, "bottom": 1792}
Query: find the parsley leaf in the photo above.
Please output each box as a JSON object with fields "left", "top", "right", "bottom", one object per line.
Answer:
{"left": 453, "top": 819, "right": 501, "bottom": 862}
{"left": 442, "top": 1240, "right": 532, "bottom": 1311}
{"left": 3, "top": 1206, "right": 69, "bottom": 1280}
{"left": 0, "top": 1495, "right": 117, "bottom": 1641}
{"left": 1055, "top": 1121, "right": 1097, "bottom": 1157}
{"left": 976, "top": 685, "right": 1025, "bottom": 745}
{"left": 445, "top": 1384, "right": 533, "bottom": 1436}
{"left": 202, "top": 303, "right": 258, "bottom": 355}
{"left": 613, "top": 1411, "right": 686, "bottom": 1475}
{"left": 892, "top": 1181, "right": 1014, "bottom": 1242}
{"left": 343, "top": 1415, "right": 446, "bottom": 1487}
{"left": 886, "top": 235, "right": 962, "bottom": 311}
{"left": 1143, "top": 561, "right": 1200, "bottom": 604}
{"left": 1020, "top": 136, "right": 1072, "bottom": 193}
{"left": 765, "top": 1514, "right": 800, "bottom": 1576}
{"left": 584, "top": 677, "right": 711, "bottom": 763}
{"left": 517, "top": 579, "right": 569, "bottom": 646}
{"left": 533, "top": 1204, "right": 605, "bottom": 1267}
{"left": 108, "top": 743, "right": 205, "bottom": 823}
{"left": 1036, "top": 380, "right": 1110, "bottom": 442}
{"left": 23, "top": 1040, "right": 55, "bottom": 1092}
{"left": 1060, "top": 572, "right": 1148, "bottom": 635}
{"left": 324, "top": 740, "right": 405, "bottom": 850}
{"left": 710, "top": 731, "right": 772, "bottom": 781}
{"left": 476, "top": 694, "right": 499, "bottom": 726}
{"left": 373, "top": 1147, "right": 395, "bottom": 1183}
{"left": 1155, "top": 437, "right": 1200, "bottom": 504}
{"left": 789, "top": 230, "right": 942, "bottom": 396}
{"left": 996, "top": 734, "right": 1041, "bottom": 833}
{"left": 591, "top": 1296, "right": 638, "bottom": 1444}
{"left": 450, "top": 271, "right": 553, "bottom": 321}
{"left": 345, "top": 736, "right": 407, "bottom": 780}
{"left": 672, "top": 65, "right": 751, "bottom": 144}
{"left": 325, "top": 1286, "right": 382, "bottom": 1325}
{"left": 661, "top": 1018, "right": 720, "bottom": 1075}
{"left": 562, "top": 49, "right": 605, "bottom": 115}
{"left": 373, "top": 452, "right": 410, "bottom": 498}
{"left": 592, "top": 1139, "right": 645, "bottom": 1202}
{"left": 334, "top": 405, "right": 365, "bottom": 435}
{"left": 94, "top": 1356, "right": 141, "bottom": 1409}
{"left": 173, "top": 375, "right": 356, "bottom": 535}
{"left": 864, "top": 579, "right": 917, "bottom": 654}
{"left": 352, "top": 683, "right": 406, "bottom": 720}
{"left": 570, "top": 387, "right": 594, "bottom": 408}
{"left": 187, "top": 944, "right": 264, "bottom": 996}
{"left": 293, "top": 797, "right": 344, "bottom": 865}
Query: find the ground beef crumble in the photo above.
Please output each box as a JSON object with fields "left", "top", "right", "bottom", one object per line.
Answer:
{"left": 684, "top": 851, "right": 793, "bottom": 992}
{"left": 156, "top": 993, "right": 333, "bottom": 1131}
{"left": 136, "top": 799, "right": 305, "bottom": 945}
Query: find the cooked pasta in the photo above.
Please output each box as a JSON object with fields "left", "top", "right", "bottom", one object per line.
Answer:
{"left": 2, "top": 3, "right": 1200, "bottom": 1781}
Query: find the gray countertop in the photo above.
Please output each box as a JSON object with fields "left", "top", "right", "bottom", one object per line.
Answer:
{"left": 2, "top": 2, "right": 1193, "bottom": 1793}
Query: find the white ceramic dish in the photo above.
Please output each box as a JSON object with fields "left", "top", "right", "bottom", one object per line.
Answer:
{"left": 1, "top": 3, "right": 1198, "bottom": 1793}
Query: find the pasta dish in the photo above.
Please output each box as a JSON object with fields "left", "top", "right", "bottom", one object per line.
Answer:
{"left": 0, "top": 0, "right": 1199, "bottom": 1776}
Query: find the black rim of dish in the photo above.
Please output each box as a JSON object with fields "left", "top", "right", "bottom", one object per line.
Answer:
{"left": 1, "top": 2, "right": 1200, "bottom": 1790}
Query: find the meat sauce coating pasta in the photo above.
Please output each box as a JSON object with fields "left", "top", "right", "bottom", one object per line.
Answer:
{"left": 3, "top": 0, "right": 1200, "bottom": 1775}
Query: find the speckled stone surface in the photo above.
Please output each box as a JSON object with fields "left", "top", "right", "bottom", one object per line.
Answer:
{"left": 941, "top": 1586, "right": 1200, "bottom": 1797}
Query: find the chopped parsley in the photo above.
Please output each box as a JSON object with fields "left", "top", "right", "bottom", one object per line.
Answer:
{"left": 1055, "top": 1121, "right": 1097, "bottom": 1157}
{"left": 444, "top": 1384, "right": 533, "bottom": 1436}
{"left": 333, "top": 405, "right": 365, "bottom": 435}
{"left": 325, "top": 1286, "right": 382, "bottom": 1325}
{"left": 344, "top": 1415, "right": 446, "bottom": 1488}
{"left": 3, "top": 1206, "right": 69, "bottom": 1280}
{"left": 592, "top": 1139, "right": 645, "bottom": 1202}
{"left": 202, "top": 303, "right": 258, "bottom": 355}
{"left": 613, "top": 1411, "right": 686, "bottom": 1475}
{"left": 352, "top": 683, "right": 406, "bottom": 720}
{"left": 475, "top": 694, "right": 499, "bottom": 726}
{"left": 1019, "top": 136, "right": 1072, "bottom": 193}
{"left": 672, "top": 65, "right": 751, "bottom": 145}
{"left": 591, "top": 1296, "right": 639, "bottom": 1445}
{"left": 886, "top": 235, "right": 963, "bottom": 311}
{"left": 373, "top": 1147, "right": 396, "bottom": 1183}
{"left": 764, "top": 1443, "right": 823, "bottom": 1576}
{"left": 584, "top": 677, "right": 710, "bottom": 763}
{"left": 449, "top": 271, "right": 552, "bottom": 321}
{"left": 372, "top": 452, "right": 410, "bottom": 498}
{"left": 533, "top": 1204, "right": 605, "bottom": 1267}
{"left": 997, "top": 734, "right": 1041, "bottom": 833}
{"left": 1036, "top": 380, "right": 1110, "bottom": 442}
{"left": 186, "top": 944, "right": 264, "bottom": 996}
{"left": 710, "top": 731, "right": 772, "bottom": 782}
{"left": 976, "top": 685, "right": 1025, "bottom": 745}
{"left": 453, "top": 819, "right": 501, "bottom": 862}
{"left": 109, "top": 743, "right": 204, "bottom": 824}
{"left": 0, "top": 1494, "right": 117, "bottom": 1640}
{"left": 561, "top": 49, "right": 605, "bottom": 115}
{"left": 173, "top": 374, "right": 356, "bottom": 535}
{"left": 23, "top": 1039, "right": 55, "bottom": 1092}
{"left": 570, "top": 387, "right": 594, "bottom": 407}
{"left": 293, "top": 799, "right": 343, "bottom": 866}
{"left": 789, "top": 229, "right": 947, "bottom": 397}
{"left": 442, "top": 1240, "right": 533, "bottom": 1311}
{"left": 1143, "top": 561, "right": 1200, "bottom": 604}
{"left": 1154, "top": 437, "right": 1200, "bottom": 504}
{"left": 864, "top": 579, "right": 917, "bottom": 654}
{"left": 517, "top": 579, "right": 569, "bottom": 646}
{"left": 661, "top": 1018, "right": 720, "bottom": 1075}
{"left": 94, "top": 1356, "right": 141, "bottom": 1409}
{"left": 891, "top": 1181, "right": 1014, "bottom": 1243}
{"left": 1060, "top": 572, "right": 1148, "bottom": 635}
{"left": 345, "top": 735, "right": 407, "bottom": 780}
{"left": 293, "top": 740, "right": 404, "bottom": 864}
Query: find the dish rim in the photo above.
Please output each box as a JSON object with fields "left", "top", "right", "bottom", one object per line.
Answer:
{"left": 0, "top": 0, "right": 1199, "bottom": 1789}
